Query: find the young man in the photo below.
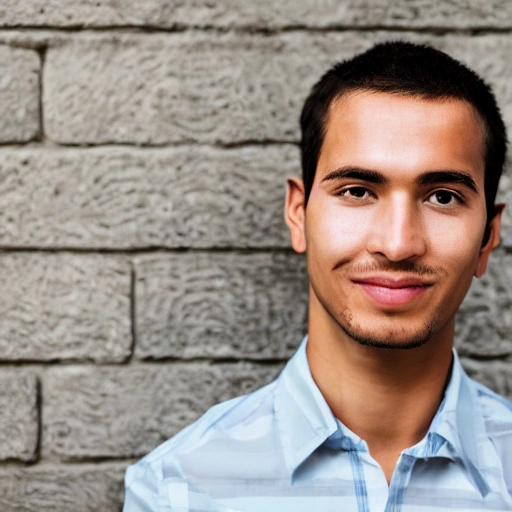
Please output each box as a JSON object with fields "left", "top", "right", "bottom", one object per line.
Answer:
{"left": 124, "top": 42, "right": 512, "bottom": 511}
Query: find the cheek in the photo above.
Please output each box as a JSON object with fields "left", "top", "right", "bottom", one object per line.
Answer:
{"left": 425, "top": 214, "right": 485, "bottom": 273}
{"left": 306, "top": 204, "right": 372, "bottom": 258}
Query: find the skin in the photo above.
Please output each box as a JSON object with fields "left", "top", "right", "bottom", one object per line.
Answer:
{"left": 285, "top": 91, "right": 503, "bottom": 483}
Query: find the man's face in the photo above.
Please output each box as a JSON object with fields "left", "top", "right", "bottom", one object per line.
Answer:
{"left": 286, "top": 91, "right": 501, "bottom": 349}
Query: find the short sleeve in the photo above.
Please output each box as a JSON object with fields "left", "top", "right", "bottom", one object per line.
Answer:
{"left": 123, "top": 461, "right": 168, "bottom": 512}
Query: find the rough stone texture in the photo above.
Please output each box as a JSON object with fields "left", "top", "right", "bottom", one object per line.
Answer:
{"left": 0, "top": 253, "right": 131, "bottom": 362}
{"left": 43, "top": 32, "right": 366, "bottom": 145}
{"left": 1, "top": 1, "right": 512, "bottom": 29}
{"left": 0, "top": 146, "right": 297, "bottom": 249}
{"left": 0, "top": 462, "right": 126, "bottom": 512}
{"left": 43, "top": 362, "right": 283, "bottom": 459}
{"left": 134, "top": 252, "right": 307, "bottom": 360}
{"left": 461, "top": 358, "right": 512, "bottom": 400}
{"left": 0, "top": 45, "right": 39, "bottom": 143}
{"left": 0, "top": 371, "right": 38, "bottom": 461}
{"left": 455, "top": 250, "right": 512, "bottom": 358}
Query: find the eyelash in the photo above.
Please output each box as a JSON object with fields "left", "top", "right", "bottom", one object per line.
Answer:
{"left": 427, "top": 190, "right": 464, "bottom": 206}
{"left": 337, "top": 186, "right": 465, "bottom": 206}
{"left": 337, "top": 186, "right": 374, "bottom": 200}
{"left": 427, "top": 189, "right": 466, "bottom": 208}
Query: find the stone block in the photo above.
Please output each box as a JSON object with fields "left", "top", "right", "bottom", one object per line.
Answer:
{"left": 0, "top": 45, "right": 39, "bottom": 142}
{"left": 43, "top": 32, "right": 364, "bottom": 144}
{"left": 0, "top": 145, "right": 296, "bottom": 248}
{"left": 461, "top": 358, "right": 512, "bottom": 400}
{"left": 134, "top": 251, "right": 307, "bottom": 360}
{"left": 0, "top": 253, "right": 131, "bottom": 362}
{"left": 42, "top": 362, "right": 283, "bottom": 459}
{"left": 0, "top": 0, "right": 511, "bottom": 29}
{"left": 0, "top": 371, "right": 38, "bottom": 461}
{"left": 455, "top": 250, "right": 512, "bottom": 358}
{"left": 0, "top": 462, "right": 126, "bottom": 512}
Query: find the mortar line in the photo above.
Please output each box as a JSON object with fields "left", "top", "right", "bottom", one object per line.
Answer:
{"left": 0, "top": 247, "right": 301, "bottom": 255}
{"left": 0, "top": 25, "right": 511, "bottom": 35}
{"left": 35, "top": 45, "right": 47, "bottom": 143}
{"left": 128, "top": 263, "right": 137, "bottom": 362}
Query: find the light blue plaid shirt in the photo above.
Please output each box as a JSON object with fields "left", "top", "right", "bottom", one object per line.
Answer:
{"left": 124, "top": 338, "right": 512, "bottom": 511}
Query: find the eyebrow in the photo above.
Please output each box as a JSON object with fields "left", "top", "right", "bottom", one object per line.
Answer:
{"left": 321, "top": 166, "right": 478, "bottom": 192}
{"left": 418, "top": 170, "right": 478, "bottom": 192}
{"left": 321, "top": 167, "right": 385, "bottom": 184}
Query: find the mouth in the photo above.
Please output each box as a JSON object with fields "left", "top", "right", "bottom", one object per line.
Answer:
{"left": 352, "top": 276, "right": 433, "bottom": 307}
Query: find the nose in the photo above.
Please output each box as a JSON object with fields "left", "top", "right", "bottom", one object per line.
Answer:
{"left": 366, "top": 194, "right": 427, "bottom": 262}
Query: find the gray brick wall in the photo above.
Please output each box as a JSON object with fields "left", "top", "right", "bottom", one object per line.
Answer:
{"left": 0, "top": 2, "right": 511, "bottom": 510}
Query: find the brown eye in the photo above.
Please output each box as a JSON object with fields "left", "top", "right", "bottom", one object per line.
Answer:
{"left": 347, "top": 187, "right": 368, "bottom": 198}
{"left": 338, "top": 186, "right": 375, "bottom": 203}
{"left": 428, "top": 190, "right": 461, "bottom": 206}
{"left": 434, "top": 191, "right": 453, "bottom": 204}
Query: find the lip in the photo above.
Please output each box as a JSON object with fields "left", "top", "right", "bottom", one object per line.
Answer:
{"left": 352, "top": 276, "right": 433, "bottom": 307}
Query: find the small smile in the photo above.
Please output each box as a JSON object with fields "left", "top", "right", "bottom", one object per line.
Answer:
{"left": 352, "top": 276, "right": 433, "bottom": 307}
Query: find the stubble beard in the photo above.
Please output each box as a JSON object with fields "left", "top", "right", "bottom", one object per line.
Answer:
{"left": 339, "top": 313, "right": 439, "bottom": 350}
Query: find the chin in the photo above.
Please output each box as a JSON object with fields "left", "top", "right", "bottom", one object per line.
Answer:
{"left": 340, "top": 318, "right": 438, "bottom": 350}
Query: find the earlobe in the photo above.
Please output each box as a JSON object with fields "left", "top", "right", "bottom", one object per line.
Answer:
{"left": 284, "top": 177, "right": 307, "bottom": 254}
{"left": 475, "top": 203, "right": 504, "bottom": 278}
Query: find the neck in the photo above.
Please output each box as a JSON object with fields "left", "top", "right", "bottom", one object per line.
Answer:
{"left": 306, "top": 303, "right": 454, "bottom": 483}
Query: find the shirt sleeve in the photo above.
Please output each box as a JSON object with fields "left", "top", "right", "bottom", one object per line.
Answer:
{"left": 123, "top": 461, "right": 168, "bottom": 512}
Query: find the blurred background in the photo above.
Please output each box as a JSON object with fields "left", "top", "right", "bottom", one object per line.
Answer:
{"left": 0, "top": 1, "right": 510, "bottom": 510}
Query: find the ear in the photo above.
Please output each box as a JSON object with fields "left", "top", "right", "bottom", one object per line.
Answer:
{"left": 284, "top": 177, "right": 307, "bottom": 254}
{"left": 474, "top": 203, "right": 505, "bottom": 278}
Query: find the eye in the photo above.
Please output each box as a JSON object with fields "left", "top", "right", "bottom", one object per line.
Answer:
{"left": 427, "top": 190, "right": 462, "bottom": 206}
{"left": 339, "top": 186, "right": 372, "bottom": 199}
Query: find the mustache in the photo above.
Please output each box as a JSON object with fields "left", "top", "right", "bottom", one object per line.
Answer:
{"left": 351, "top": 261, "right": 441, "bottom": 276}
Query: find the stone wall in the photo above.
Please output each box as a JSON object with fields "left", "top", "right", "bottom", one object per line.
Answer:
{"left": 0, "top": 2, "right": 511, "bottom": 510}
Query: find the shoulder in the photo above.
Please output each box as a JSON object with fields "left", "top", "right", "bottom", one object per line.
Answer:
{"left": 144, "top": 377, "right": 277, "bottom": 464}
{"left": 123, "top": 380, "right": 279, "bottom": 510}
{"left": 470, "top": 377, "right": 512, "bottom": 430}
{"left": 467, "top": 377, "right": 512, "bottom": 484}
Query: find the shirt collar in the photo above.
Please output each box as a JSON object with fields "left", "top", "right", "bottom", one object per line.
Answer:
{"left": 274, "top": 336, "right": 338, "bottom": 474}
{"left": 275, "top": 337, "right": 491, "bottom": 496}
{"left": 426, "top": 349, "right": 491, "bottom": 497}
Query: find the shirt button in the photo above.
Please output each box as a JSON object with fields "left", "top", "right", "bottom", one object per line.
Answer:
{"left": 341, "top": 439, "right": 352, "bottom": 450}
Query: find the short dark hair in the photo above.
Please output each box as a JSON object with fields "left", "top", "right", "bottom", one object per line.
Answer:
{"left": 300, "top": 41, "right": 507, "bottom": 242}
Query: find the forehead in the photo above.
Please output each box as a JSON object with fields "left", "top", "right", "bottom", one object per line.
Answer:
{"left": 317, "top": 91, "right": 486, "bottom": 183}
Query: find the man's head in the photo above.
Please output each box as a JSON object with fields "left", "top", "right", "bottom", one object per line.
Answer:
{"left": 285, "top": 41, "right": 506, "bottom": 351}
{"left": 300, "top": 41, "right": 507, "bottom": 243}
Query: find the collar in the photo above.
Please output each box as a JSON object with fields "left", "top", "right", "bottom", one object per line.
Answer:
{"left": 274, "top": 337, "right": 491, "bottom": 496}
{"left": 274, "top": 336, "right": 338, "bottom": 475}
{"left": 424, "top": 349, "right": 491, "bottom": 497}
